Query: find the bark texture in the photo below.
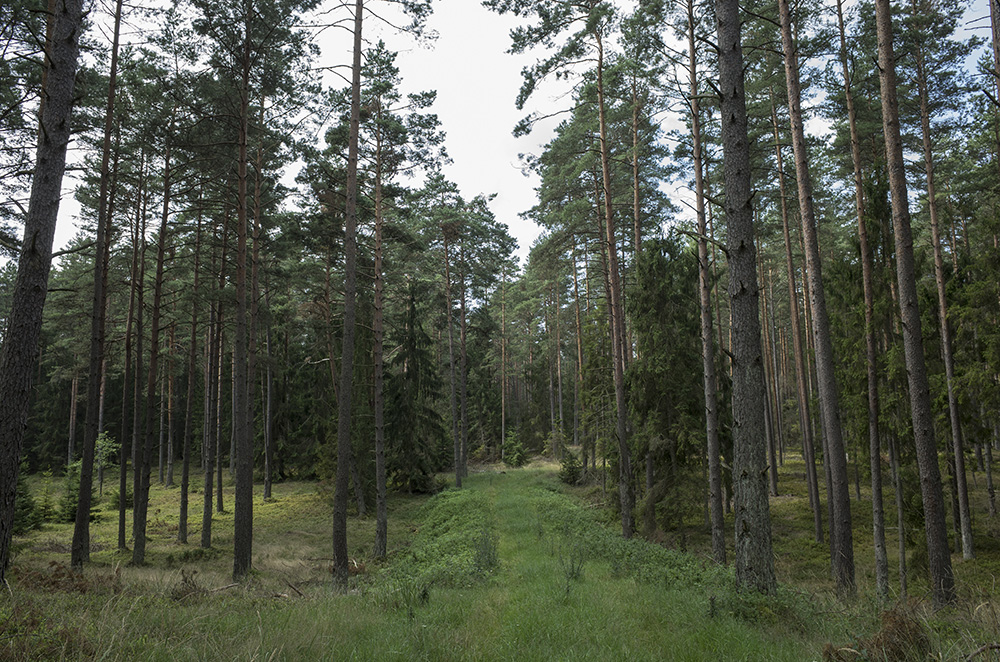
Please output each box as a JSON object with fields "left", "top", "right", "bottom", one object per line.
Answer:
{"left": 332, "top": 0, "right": 364, "bottom": 591}
{"left": 716, "top": 0, "right": 776, "bottom": 594}
{"left": 0, "top": 0, "right": 85, "bottom": 580}
{"left": 777, "top": 0, "right": 854, "bottom": 596}
{"left": 874, "top": 0, "right": 956, "bottom": 605}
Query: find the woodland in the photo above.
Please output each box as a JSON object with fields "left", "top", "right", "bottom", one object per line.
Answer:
{"left": 2, "top": 0, "right": 1000, "bottom": 658}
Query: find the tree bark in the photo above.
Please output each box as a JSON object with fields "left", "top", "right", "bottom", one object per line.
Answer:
{"left": 769, "top": 95, "right": 822, "bottom": 542}
{"left": 232, "top": 3, "right": 254, "bottom": 581}
{"left": 0, "top": 0, "right": 85, "bottom": 580}
{"left": 71, "top": 0, "right": 122, "bottom": 568}
{"left": 874, "top": 0, "right": 956, "bottom": 605}
{"left": 134, "top": 127, "right": 174, "bottom": 566}
{"left": 332, "top": 0, "right": 364, "bottom": 592}
{"left": 716, "top": 0, "right": 776, "bottom": 594}
{"left": 688, "top": 0, "right": 725, "bottom": 565}
{"left": 442, "top": 230, "right": 461, "bottom": 488}
{"left": 911, "top": 5, "right": 973, "bottom": 559}
{"left": 594, "top": 28, "right": 634, "bottom": 539}
{"left": 373, "top": 134, "right": 387, "bottom": 558}
{"left": 778, "top": 0, "right": 855, "bottom": 596}
{"left": 179, "top": 213, "right": 202, "bottom": 543}
{"left": 835, "top": 0, "right": 888, "bottom": 600}
{"left": 459, "top": 242, "right": 470, "bottom": 478}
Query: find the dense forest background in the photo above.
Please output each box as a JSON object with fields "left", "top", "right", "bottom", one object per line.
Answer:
{"left": 2, "top": 0, "right": 1000, "bottom": 608}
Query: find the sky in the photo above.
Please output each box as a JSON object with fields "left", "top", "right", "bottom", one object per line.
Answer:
{"left": 40, "top": 0, "right": 561, "bottom": 265}
{"left": 358, "top": 0, "right": 562, "bottom": 263}
{"left": 42, "top": 0, "right": 1000, "bottom": 265}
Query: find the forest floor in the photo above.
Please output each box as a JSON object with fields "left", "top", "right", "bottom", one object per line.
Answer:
{"left": 3, "top": 456, "right": 1000, "bottom": 660}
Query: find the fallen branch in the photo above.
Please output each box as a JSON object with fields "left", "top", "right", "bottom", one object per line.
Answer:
{"left": 967, "top": 643, "right": 1000, "bottom": 660}
{"left": 285, "top": 581, "right": 304, "bottom": 598}
{"left": 210, "top": 583, "right": 239, "bottom": 594}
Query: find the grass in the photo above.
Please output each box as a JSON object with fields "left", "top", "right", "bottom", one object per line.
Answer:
{"left": 4, "top": 457, "right": 1000, "bottom": 660}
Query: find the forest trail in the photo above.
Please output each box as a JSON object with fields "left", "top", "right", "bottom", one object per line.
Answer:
{"left": 4, "top": 463, "right": 830, "bottom": 661}
{"left": 363, "top": 464, "right": 819, "bottom": 661}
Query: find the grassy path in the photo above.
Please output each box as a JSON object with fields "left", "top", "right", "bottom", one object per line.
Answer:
{"left": 331, "top": 467, "right": 820, "bottom": 661}
{"left": 5, "top": 465, "right": 829, "bottom": 661}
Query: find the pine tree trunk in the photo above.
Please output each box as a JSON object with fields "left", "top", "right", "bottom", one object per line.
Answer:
{"left": 166, "top": 324, "right": 175, "bottom": 487}
{"left": 119, "top": 198, "right": 142, "bottom": 551}
{"left": 874, "top": 0, "right": 956, "bottom": 605}
{"left": 689, "top": 0, "right": 725, "bottom": 564}
{"left": 912, "top": 14, "right": 973, "bottom": 560}
{"left": 778, "top": 0, "right": 854, "bottom": 595}
{"left": 835, "top": 0, "right": 889, "bottom": 600}
{"left": 68, "top": 372, "right": 79, "bottom": 466}
{"left": 594, "top": 29, "right": 634, "bottom": 539}
{"left": 179, "top": 214, "right": 202, "bottom": 544}
{"left": 232, "top": 12, "right": 254, "bottom": 580}
{"left": 373, "top": 144, "right": 387, "bottom": 559}
{"left": 769, "top": 95, "right": 822, "bottom": 542}
{"left": 0, "top": 0, "right": 85, "bottom": 580}
{"left": 442, "top": 232, "right": 461, "bottom": 488}
{"left": 202, "top": 228, "right": 225, "bottom": 549}
{"left": 985, "top": 422, "right": 997, "bottom": 516}
{"left": 716, "top": 0, "right": 776, "bottom": 594}
{"left": 134, "top": 131, "right": 173, "bottom": 566}
{"left": 459, "top": 243, "right": 470, "bottom": 478}
{"left": 572, "top": 245, "right": 584, "bottom": 453}
{"left": 158, "top": 372, "right": 167, "bottom": 484}
{"left": 332, "top": 0, "right": 364, "bottom": 591}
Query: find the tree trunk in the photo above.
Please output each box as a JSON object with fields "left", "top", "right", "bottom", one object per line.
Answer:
{"left": 119, "top": 192, "right": 142, "bottom": 551}
{"left": 912, "top": 10, "right": 973, "bottom": 560}
{"left": 202, "top": 226, "right": 225, "bottom": 549}
{"left": 758, "top": 258, "right": 779, "bottom": 498}
{"left": 689, "top": 0, "right": 725, "bottom": 565}
{"left": 166, "top": 322, "right": 175, "bottom": 487}
{"left": 232, "top": 6, "right": 254, "bottom": 581}
{"left": 0, "top": 0, "right": 85, "bottom": 580}
{"left": 68, "top": 0, "right": 123, "bottom": 569}
{"left": 571, "top": 246, "right": 583, "bottom": 453}
{"left": 716, "top": 0, "right": 776, "bottom": 594}
{"left": 373, "top": 146, "right": 387, "bottom": 558}
{"left": 874, "top": 0, "right": 956, "bottom": 605}
{"left": 769, "top": 94, "right": 822, "bottom": 542}
{"left": 332, "top": 0, "right": 364, "bottom": 592}
{"left": 68, "top": 371, "right": 79, "bottom": 466}
{"left": 443, "top": 231, "right": 461, "bottom": 488}
{"left": 835, "top": 0, "right": 888, "bottom": 600}
{"left": 778, "top": 0, "right": 855, "bottom": 596}
{"left": 594, "top": 28, "right": 634, "bottom": 539}
{"left": 158, "top": 371, "right": 167, "bottom": 484}
{"left": 133, "top": 128, "right": 174, "bottom": 566}
{"left": 179, "top": 213, "right": 202, "bottom": 543}
{"left": 889, "top": 430, "right": 908, "bottom": 598}
{"left": 459, "top": 242, "right": 470, "bottom": 479}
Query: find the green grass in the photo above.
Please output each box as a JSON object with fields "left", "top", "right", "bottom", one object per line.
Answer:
{"left": 5, "top": 458, "right": 1000, "bottom": 660}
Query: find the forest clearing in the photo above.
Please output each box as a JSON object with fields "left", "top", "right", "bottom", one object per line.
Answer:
{"left": 4, "top": 458, "right": 1000, "bottom": 661}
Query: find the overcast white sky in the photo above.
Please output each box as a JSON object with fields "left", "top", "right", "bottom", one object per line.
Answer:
{"left": 358, "top": 0, "right": 562, "bottom": 262}
{"left": 45, "top": 0, "right": 997, "bottom": 265}
{"left": 48, "top": 0, "right": 558, "bottom": 263}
